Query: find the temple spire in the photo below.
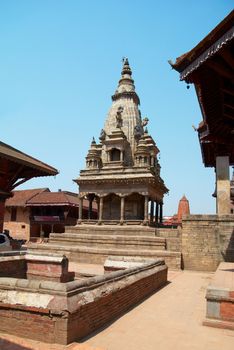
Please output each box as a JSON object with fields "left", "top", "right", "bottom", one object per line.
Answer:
{"left": 105, "top": 58, "right": 142, "bottom": 158}
{"left": 112, "top": 58, "right": 140, "bottom": 105}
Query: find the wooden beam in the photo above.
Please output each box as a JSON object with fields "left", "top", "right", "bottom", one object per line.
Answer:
{"left": 206, "top": 60, "right": 234, "bottom": 82}
{"left": 224, "top": 113, "right": 234, "bottom": 120}
{"left": 7, "top": 165, "right": 24, "bottom": 189}
{"left": 222, "top": 87, "right": 234, "bottom": 97}
{"left": 220, "top": 49, "right": 234, "bottom": 70}
{"left": 224, "top": 103, "right": 234, "bottom": 110}
{"left": 11, "top": 176, "right": 33, "bottom": 190}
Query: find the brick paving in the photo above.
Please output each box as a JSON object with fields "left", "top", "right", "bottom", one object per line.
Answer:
{"left": 0, "top": 269, "right": 234, "bottom": 350}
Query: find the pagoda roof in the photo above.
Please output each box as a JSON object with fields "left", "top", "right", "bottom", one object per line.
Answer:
{"left": 0, "top": 141, "right": 58, "bottom": 177}
{"left": 0, "top": 141, "right": 58, "bottom": 200}
{"left": 170, "top": 10, "right": 234, "bottom": 167}
{"left": 171, "top": 10, "right": 234, "bottom": 80}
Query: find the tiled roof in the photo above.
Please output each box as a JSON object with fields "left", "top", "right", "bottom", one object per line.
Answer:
{"left": 27, "top": 191, "right": 80, "bottom": 207}
{"left": 5, "top": 188, "right": 49, "bottom": 207}
{"left": 5, "top": 189, "right": 98, "bottom": 210}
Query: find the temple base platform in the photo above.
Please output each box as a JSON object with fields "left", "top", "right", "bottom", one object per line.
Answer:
{"left": 27, "top": 224, "right": 181, "bottom": 270}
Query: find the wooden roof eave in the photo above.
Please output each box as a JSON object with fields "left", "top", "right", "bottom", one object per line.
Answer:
{"left": 0, "top": 141, "right": 58, "bottom": 177}
{"left": 170, "top": 10, "right": 234, "bottom": 79}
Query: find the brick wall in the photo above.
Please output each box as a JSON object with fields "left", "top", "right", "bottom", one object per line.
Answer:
{"left": 67, "top": 266, "right": 167, "bottom": 342}
{"left": 0, "top": 257, "right": 26, "bottom": 278}
{"left": 0, "top": 306, "right": 60, "bottom": 343}
{"left": 0, "top": 261, "right": 167, "bottom": 345}
{"left": 4, "top": 207, "right": 30, "bottom": 240}
{"left": 155, "top": 227, "right": 182, "bottom": 252}
{"left": 181, "top": 215, "right": 234, "bottom": 271}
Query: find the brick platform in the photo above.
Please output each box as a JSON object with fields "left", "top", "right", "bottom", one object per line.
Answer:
{"left": 203, "top": 262, "right": 234, "bottom": 330}
{"left": 0, "top": 258, "right": 167, "bottom": 345}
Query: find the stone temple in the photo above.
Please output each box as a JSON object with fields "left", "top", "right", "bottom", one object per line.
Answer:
{"left": 75, "top": 58, "right": 168, "bottom": 225}
{"left": 27, "top": 59, "right": 180, "bottom": 270}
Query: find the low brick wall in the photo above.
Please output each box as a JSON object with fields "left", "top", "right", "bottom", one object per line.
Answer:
{"left": 203, "top": 262, "right": 234, "bottom": 330}
{"left": 0, "top": 251, "right": 26, "bottom": 278}
{"left": 0, "top": 259, "right": 167, "bottom": 344}
{"left": 0, "top": 251, "right": 74, "bottom": 282}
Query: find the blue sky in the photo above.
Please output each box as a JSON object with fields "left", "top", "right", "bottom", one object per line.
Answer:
{"left": 0, "top": 1, "right": 233, "bottom": 215}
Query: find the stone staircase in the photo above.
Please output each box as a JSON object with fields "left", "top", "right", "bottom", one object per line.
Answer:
{"left": 27, "top": 225, "right": 182, "bottom": 269}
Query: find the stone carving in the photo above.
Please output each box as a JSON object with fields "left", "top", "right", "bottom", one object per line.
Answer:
{"left": 99, "top": 129, "right": 106, "bottom": 141}
{"left": 134, "top": 124, "right": 142, "bottom": 139}
{"left": 142, "top": 117, "right": 149, "bottom": 127}
{"left": 116, "top": 106, "right": 124, "bottom": 128}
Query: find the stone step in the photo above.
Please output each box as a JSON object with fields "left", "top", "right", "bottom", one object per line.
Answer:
{"left": 49, "top": 233, "right": 166, "bottom": 250}
{"left": 65, "top": 224, "right": 157, "bottom": 237}
{"left": 27, "top": 243, "right": 181, "bottom": 270}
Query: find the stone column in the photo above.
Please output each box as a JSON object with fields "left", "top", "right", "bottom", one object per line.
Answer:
{"left": 120, "top": 151, "right": 124, "bottom": 162}
{"left": 216, "top": 156, "right": 230, "bottom": 214}
{"left": 78, "top": 197, "right": 83, "bottom": 223}
{"left": 144, "top": 195, "right": 149, "bottom": 224}
{"left": 88, "top": 195, "right": 94, "bottom": 220}
{"left": 159, "top": 202, "right": 163, "bottom": 224}
{"left": 150, "top": 200, "right": 154, "bottom": 224}
{"left": 98, "top": 197, "right": 104, "bottom": 224}
{"left": 120, "top": 196, "right": 125, "bottom": 224}
{"left": 155, "top": 202, "right": 159, "bottom": 224}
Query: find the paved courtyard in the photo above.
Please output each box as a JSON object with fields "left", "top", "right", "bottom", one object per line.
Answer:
{"left": 0, "top": 269, "right": 233, "bottom": 350}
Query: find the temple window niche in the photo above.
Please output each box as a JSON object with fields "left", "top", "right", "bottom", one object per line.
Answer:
{"left": 110, "top": 148, "right": 121, "bottom": 161}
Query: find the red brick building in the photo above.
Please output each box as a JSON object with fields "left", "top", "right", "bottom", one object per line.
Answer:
{"left": 4, "top": 188, "right": 97, "bottom": 241}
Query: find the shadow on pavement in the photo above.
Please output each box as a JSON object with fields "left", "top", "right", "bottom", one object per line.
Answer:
{"left": 0, "top": 338, "right": 33, "bottom": 350}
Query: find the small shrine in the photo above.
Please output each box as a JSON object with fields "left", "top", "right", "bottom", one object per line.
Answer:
{"left": 74, "top": 59, "right": 168, "bottom": 226}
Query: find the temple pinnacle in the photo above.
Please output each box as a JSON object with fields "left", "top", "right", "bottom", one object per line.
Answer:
{"left": 121, "top": 58, "right": 132, "bottom": 76}
{"left": 113, "top": 57, "right": 140, "bottom": 104}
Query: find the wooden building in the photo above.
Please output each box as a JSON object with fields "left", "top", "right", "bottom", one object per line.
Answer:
{"left": 170, "top": 10, "right": 234, "bottom": 214}
{"left": 0, "top": 141, "right": 58, "bottom": 231}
